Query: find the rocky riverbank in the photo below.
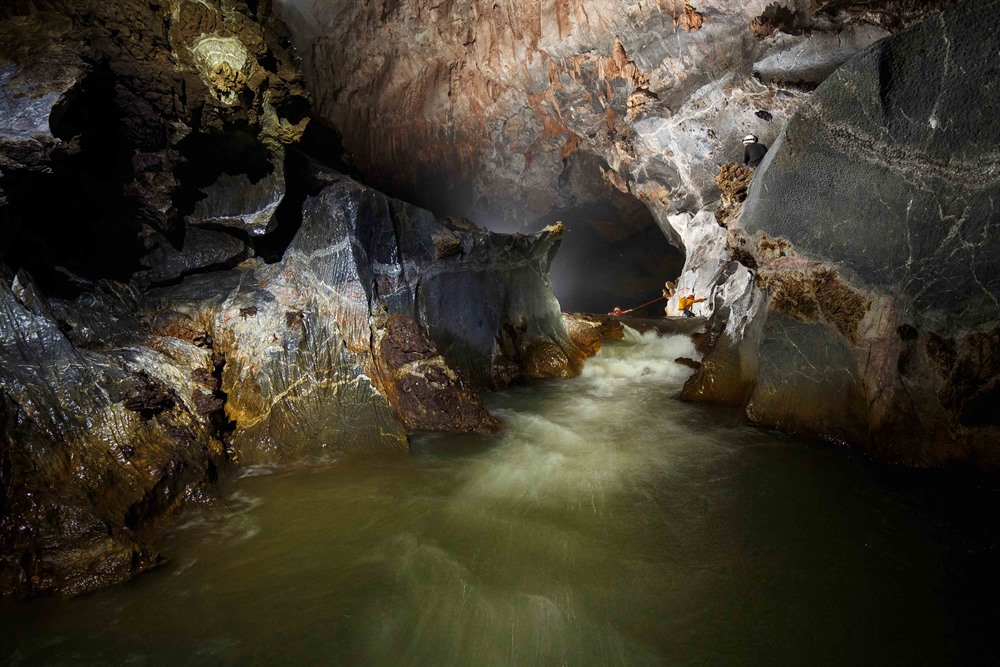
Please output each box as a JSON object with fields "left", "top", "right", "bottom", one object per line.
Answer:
{"left": 0, "top": 168, "right": 580, "bottom": 597}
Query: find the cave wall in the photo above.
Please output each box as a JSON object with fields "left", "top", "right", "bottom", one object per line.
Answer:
{"left": 0, "top": 165, "right": 578, "bottom": 596}
{"left": 275, "top": 0, "right": 952, "bottom": 314}
{"left": 0, "top": 0, "right": 984, "bottom": 600}
{"left": 275, "top": 0, "right": 995, "bottom": 467}
{"left": 0, "top": 0, "right": 586, "bottom": 596}
{"left": 686, "top": 0, "right": 1000, "bottom": 466}
{"left": 0, "top": 0, "right": 310, "bottom": 294}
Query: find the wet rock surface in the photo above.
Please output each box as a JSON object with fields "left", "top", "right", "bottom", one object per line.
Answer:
{"left": 745, "top": 314, "right": 870, "bottom": 445}
{"left": 741, "top": 0, "right": 1000, "bottom": 329}
{"left": 275, "top": 0, "right": 950, "bottom": 313}
{"left": 149, "top": 170, "right": 578, "bottom": 458}
{"left": 0, "top": 0, "right": 988, "bottom": 601}
{"left": 372, "top": 312, "right": 502, "bottom": 433}
{"left": 562, "top": 313, "right": 624, "bottom": 358}
{"left": 140, "top": 227, "right": 250, "bottom": 284}
{"left": 0, "top": 275, "right": 225, "bottom": 597}
{"left": 0, "top": 0, "right": 309, "bottom": 293}
{"left": 0, "top": 13, "right": 84, "bottom": 159}
{"left": 686, "top": 0, "right": 1000, "bottom": 466}
{"left": 0, "top": 1, "right": 316, "bottom": 596}
{"left": 188, "top": 145, "right": 287, "bottom": 236}
{"left": 1, "top": 169, "right": 578, "bottom": 595}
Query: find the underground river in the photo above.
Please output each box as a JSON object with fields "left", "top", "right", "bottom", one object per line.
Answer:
{"left": 1, "top": 328, "right": 997, "bottom": 665}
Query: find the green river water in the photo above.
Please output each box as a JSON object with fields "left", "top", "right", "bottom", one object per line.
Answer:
{"left": 2, "top": 329, "right": 997, "bottom": 665}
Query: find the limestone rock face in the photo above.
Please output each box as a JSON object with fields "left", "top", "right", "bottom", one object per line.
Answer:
{"left": 140, "top": 227, "right": 250, "bottom": 284}
{"left": 2, "top": 167, "right": 577, "bottom": 595}
{"left": 0, "top": 13, "right": 84, "bottom": 162}
{"left": 146, "top": 170, "right": 577, "bottom": 464}
{"left": 687, "top": 0, "right": 1000, "bottom": 466}
{"left": 0, "top": 0, "right": 986, "bottom": 599}
{"left": 0, "top": 0, "right": 308, "bottom": 291}
{"left": 746, "top": 314, "right": 870, "bottom": 445}
{"left": 372, "top": 312, "right": 502, "bottom": 433}
{"left": 189, "top": 151, "right": 286, "bottom": 236}
{"left": 149, "top": 267, "right": 411, "bottom": 464}
{"left": 0, "top": 275, "right": 225, "bottom": 597}
{"left": 563, "top": 313, "right": 625, "bottom": 358}
{"left": 272, "top": 0, "right": 796, "bottom": 218}
{"left": 752, "top": 24, "right": 890, "bottom": 86}
{"left": 0, "top": 0, "right": 587, "bottom": 596}
{"left": 275, "top": 0, "right": 947, "bottom": 315}
{"left": 741, "top": 2, "right": 1000, "bottom": 330}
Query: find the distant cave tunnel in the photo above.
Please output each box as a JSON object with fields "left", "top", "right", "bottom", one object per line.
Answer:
{"left": 354, "top": 142, "right": 688, "bottom": 318}
{"left": 539, "top": 197, "right": 685, "bottom": 316}
{"left": 404, "top": 178, "right": 685, "bottom": 316}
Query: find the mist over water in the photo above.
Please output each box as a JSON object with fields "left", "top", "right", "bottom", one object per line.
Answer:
{"left": 2, "top": 330, "right": 997, "bottom": 666}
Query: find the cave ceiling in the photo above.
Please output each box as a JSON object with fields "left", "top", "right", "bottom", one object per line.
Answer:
{"left": 0, "top": 0, "right": 956, "bottom": 305}
{"left": 274, "top": 0, "right": 948, "bottom": 225}
{"left": 271, "top": 0, "right": 952, "bottom": 307}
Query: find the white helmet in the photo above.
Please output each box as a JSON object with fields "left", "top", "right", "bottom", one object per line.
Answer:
{"left": 742, "top": 134, "right": 757, "bottom": 144}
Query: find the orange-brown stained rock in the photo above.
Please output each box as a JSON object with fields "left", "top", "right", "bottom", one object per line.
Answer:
{"left": 675, "top": 1, "right": 706, "bottom": 31}
{"left": 562, "top": 312, "right": 625, "bottom": 357}
{"left": 372, "top": 313, "right": 502, "bottom": 433}
{"left": 757, "top": 267, "right": 871, "bottom": 343}
{"left": 522, "top": 339, "right": 577, "bottom": 379}
{"left": 0, "top": 279, "right": 228, "bottom": 598}
{"left": 748, "top": 3, "right": 798, "bottom": 39}
{"left": 715, "top": 163, "right": 753, "bottom": 204}
{"left": 681, "top": 333, "right": 760, "bottom": 407}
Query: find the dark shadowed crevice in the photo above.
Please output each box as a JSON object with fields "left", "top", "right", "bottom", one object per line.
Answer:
{"left": 171, "top": 129, "right": 275, "bottom": 225}
{"left": 0, "top": 62, "right": 145, "bottom": 297}
{"left": 251, "top": 149, "right": 310, "bottom": 263}
{"left": 960, "top": 387, "right": 1000, "bottom": 427}
{"left": 252, "top": 121, "right": 357, "bottom": 263}
{"left": 292, "top": 118, "right": 364, "bottom": 180}
{"left": 274, "top": 95, "right": 311, "bottom": 126}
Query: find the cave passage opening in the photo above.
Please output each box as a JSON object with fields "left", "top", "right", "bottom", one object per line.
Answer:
{"left": 536, "top": 196, "right": 685, "bottom": 316}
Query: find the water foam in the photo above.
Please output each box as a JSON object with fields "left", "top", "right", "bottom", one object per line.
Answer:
{"left": 582, "top": 327, "right": 698, "bottom": 386}
{"left": 452, "top": 332, "right": 701, "bottom": 516}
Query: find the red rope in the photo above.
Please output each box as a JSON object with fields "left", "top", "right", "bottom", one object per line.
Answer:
{"left": 613, "top": 294, "right": 667, "bottom": 315}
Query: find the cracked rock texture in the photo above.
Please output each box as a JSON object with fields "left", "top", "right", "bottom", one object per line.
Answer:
{"left": 741, "top": 1, "right": 1000, "bottom": 329}
{"left": 1, "top": 168, "right": 575, "bottom": 595}
{"left": 0, "top": 275, "right": 225, "bottom": 597}
{"left": 275, "top": 0, "right": 943, "bottom": 310}
{"left": 0, "top": 0, "right": 985, "bottom": 599}
{"left": 0, "top": 0, "right": 309, "bottom": 288}
{"left": 687, "top": 0, "right": 1000, "bottom": 466}
{"left": 148, "top": 169, "right": 573, "bottom": 464}
{"left": 0, "top": 0, "right": 580, "bottom": 594}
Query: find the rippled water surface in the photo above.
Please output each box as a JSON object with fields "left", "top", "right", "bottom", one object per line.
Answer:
{"left": 2, "top": 330, "right": 998, "bottom": 666}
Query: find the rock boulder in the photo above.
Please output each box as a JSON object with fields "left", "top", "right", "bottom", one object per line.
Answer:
{"left": 689, "top": 0, "right": 1000, "bottom": 466}
{"left": 0, "top": 276, "right": 225, "bottom": 597}
{"left": 147, "top": 170, "right": 579, "bottom": 464}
